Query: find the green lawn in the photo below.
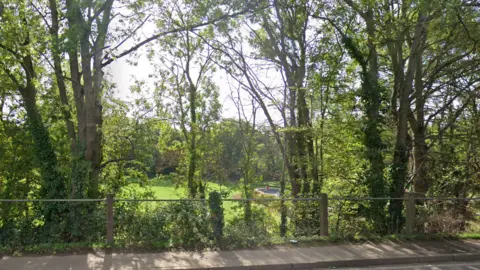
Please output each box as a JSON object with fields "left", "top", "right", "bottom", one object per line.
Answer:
{"left": 122, "top": 179, "right": 288, "bottom": 224}
{"left": 151, "top": 183, "right": 186, "bottom": 199}
{"left": 122, "top": 180, "right": 238, "bottom": 199}
{"left": 123, "top": 179, "right": 243, "bottom": 221}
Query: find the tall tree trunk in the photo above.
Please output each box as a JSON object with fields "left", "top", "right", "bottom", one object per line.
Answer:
{"left": 319, "top": 84, "right": 327, "bottom": 190}
{"left": 65, "top": 27, "right": 86, "bottom": 198}
{"left": 80, "top": 28, "right": 98, "bottom": 198}
{"left": 287, "top": 87, "right": 301, "bottom": 196}
{"left": 187, "top": 82, "right": 198, "bottom": 198}
{"left": 18, "top": 55, "right": 67, "bottom": 227}
{"left": 48, "top": 0, "right": 76, "bottom": 153}
{"left": 65, "top": 0, "right": 113, "bottom": 198}
{"left": 388, "top": 9, "right": 428, "bottom": 232}
{"left": 297, "top": 86, "right": 310, "bottom": 195}
{"left": 89, "top": 0, "right": 113, "bottom": 198}
{"left": 363, "top": 7, "right": 387, "bottom": 232}
{"left": 184, "top": 30, "right": 200, "bottom": 198}
{"left": 340, "top": 2, "right": 387, "bottom": 231}
{"left": 411, "top": 34, "right": 429, "bottom": 194}
{"left": 65, "top": 0, "right": 88, "bottom": 199}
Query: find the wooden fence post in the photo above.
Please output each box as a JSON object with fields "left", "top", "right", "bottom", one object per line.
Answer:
{"left": 319, "top": 193, "right": 329, "bottom": 237}
{"left": 106, "top": 193, "right": 114, "bottom": 244}
{"left": 405, "top": 193, "right": 415, "bottom": 235}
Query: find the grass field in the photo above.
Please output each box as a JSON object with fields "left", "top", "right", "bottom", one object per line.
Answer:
{"left": 121, "top": 179, "right": 249, "bottom": 221}
{"left": 121, "top": 178, "right": 285, "bottom": 222}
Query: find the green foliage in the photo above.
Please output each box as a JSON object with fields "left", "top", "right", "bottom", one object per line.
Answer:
{"left": 164, "top": 201, "right": 212, "bottom": 249}
{"left": 114, "top": 202, "right": 168, "bottom": 244}
{"left": 224, "top": 206, "right": 277, "bottom": 249}
{"left": 0, "top": 0, "right": 479, "bottom": 251}
{"left": 208, "top": 191, "right": 224, "bottom": 243}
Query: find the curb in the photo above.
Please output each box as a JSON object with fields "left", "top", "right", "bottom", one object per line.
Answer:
{"left": 182, "top": 253, "right": 480, "bottom": 270}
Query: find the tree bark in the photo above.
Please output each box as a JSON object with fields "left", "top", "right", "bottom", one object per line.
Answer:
{"left": 65, "top": 0, "right": 86, "bottom": 144}
{"left": 388, "top": 8, "right": 428, "bottom": 232}
{"left": 263, "top": 0, "right": 316, "bottom": 197}
{"left": 187, "top": 81, "right": 198, "bottom": 198}
{"left": 340, "top": 1, "right": 387, "bottom": 231}
{"left": 19, "top": 55, "right": 67, "bottom": 199}
{"left": 364, "top": 6, "right": 387, "bottom": 231}
{"left": 48, "top": 0, "right": 76, "bottom": 153}
{"left": 65, "top": 0, "right": 113, "bottom": 198}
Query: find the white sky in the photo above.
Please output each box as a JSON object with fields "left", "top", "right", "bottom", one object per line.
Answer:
{"left": 108, "top": 51, "right": 244, "bottom": 120}
{"left": 105, "top": 2, "right": 289, "bottom": 126}
{"left": 106, "top": 32, "right": 284, "bottom": 125}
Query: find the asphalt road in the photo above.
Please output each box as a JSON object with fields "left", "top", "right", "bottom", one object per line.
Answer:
{"left": 329, "top": 261, "right": 480, "bottom": 270}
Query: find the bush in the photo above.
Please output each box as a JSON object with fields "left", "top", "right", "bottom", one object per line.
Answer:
{"left": 164, "top": 200, "right": 212, "bottom": 249}
{"left": 224, "top": 206, "right": 277, "bottom": 249}
{"left": 208, "top": 191, "right": 224, "bottom": 244}
{"left": 417, "top": 204, "right": 466, "bottom": 235}
{"left": 64, "top": 203, "right": 106, "bottom": 243}
{"left": 115, "top": 201, "right": 168, "bottom": 244}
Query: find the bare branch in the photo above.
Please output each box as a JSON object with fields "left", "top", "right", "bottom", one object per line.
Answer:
{"left": 109, "top": 14, "right": 152, "bottom": 53}
{"left": 30, "top": 1, "right": 51, "bottom": 30}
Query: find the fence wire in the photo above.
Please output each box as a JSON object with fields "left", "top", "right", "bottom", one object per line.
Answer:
{"left": 0, "top": 196, "right": 479, "bottom": 248}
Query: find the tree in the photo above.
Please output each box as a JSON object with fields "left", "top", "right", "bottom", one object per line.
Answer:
{"left": 0, "top": 0, "right": 67, "bottom": 225}
{"left": 232, "top": 88, "right": 260, "bottom": 222}
{"left": 153, "top": 5, "right": 220, "bottom": 197}
{"left": 251, "top": 0, "right": 319, "bottom": 196}
{"left": 320, "top": 0, "right": 388, "bottom": 232}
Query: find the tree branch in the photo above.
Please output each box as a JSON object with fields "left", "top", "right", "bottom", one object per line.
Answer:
{"left": 109, "top": 14, "right": 151, "bottom": 53}
{"left": 343, "top": 0, "right": 366, "bottom": 19}
{"left": 88, "top": 0, "right": 108, "bottom": 25}
{"left": 1, "top": 65, "right": 22, "bottom": 88}
{"left": 30, "top": 1, "right": 51, "bottom": 30}
{"left": 101, "top": 6, "right": 266, "bottom": 67}
{"left": 100, "top": 157, "right": 133, "bottom": 169}
{"left": 428, "top": 91, "right": 476, "bottom": 147}
{"left": 0, "top": 43, "right": 22, "bottom": 59}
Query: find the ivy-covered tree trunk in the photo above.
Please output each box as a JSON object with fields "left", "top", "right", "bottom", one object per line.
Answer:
{"left": 363, "top": 8, "right": 387, "bottom": 232}
{"left": 388, "top": 9, "right": 428, "bottom": 232}
{"left": 184, "top": 29, "right": 200, "bottom": 198}
{"left": 19, "top": 55, "right": 67, "bottom": 231}
{"left": 338, "top": 3, "right": 387, "bottom": 232}
{"left": 21, "top": 59, "right": 67, "bottom": 199}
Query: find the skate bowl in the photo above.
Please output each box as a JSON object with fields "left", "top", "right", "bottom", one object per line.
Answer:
{"left": 255, "top": 187, "right": 280, "bottom": 197}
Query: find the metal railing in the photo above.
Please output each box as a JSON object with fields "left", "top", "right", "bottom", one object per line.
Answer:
{"left": 0, "top": 193, "right": 479, "bottom": 245}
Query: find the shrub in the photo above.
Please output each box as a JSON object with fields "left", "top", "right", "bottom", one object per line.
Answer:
{"left": 417, "top": 204, "right": 466, "bottom": 235}
{"left": 224, "top": 206, "right": 277, "bottom": 249}
{"left": 115, "top": 202, "right": 168, "bottom": 244}
{"left": 208, "top": 191, "right": 224, "bottom": 244}
{"left": 164, "top": 200, "right": 212, "bottom": 249}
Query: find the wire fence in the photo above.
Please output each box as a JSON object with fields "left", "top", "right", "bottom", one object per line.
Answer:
{"left": 0, "top": 194, "right": 479, "bottom": 249}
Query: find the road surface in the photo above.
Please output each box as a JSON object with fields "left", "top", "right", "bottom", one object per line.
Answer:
{"left": 330, "top": 261, "right": 480, "bottom": 270}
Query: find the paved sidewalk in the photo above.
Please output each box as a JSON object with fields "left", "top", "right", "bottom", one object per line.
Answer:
{"left": 1, "top": 239, "right": 479, "bottom": 270}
